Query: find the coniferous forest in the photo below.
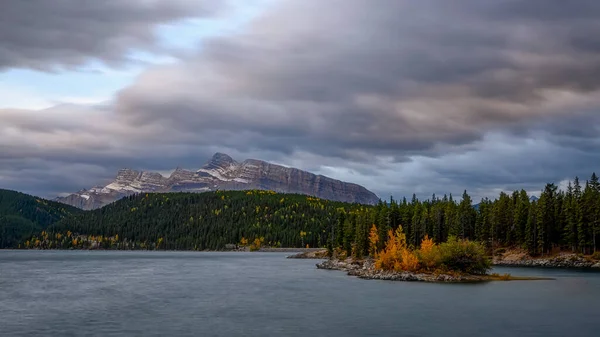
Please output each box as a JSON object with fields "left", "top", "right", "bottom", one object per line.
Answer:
{"left": 2, "top": 173, "right": 600, "bottom": 256}
{"left": 0, "top": 189, "right": 81, "bottom": 248}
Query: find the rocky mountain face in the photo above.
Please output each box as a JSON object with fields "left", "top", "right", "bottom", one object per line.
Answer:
{"left": 56, "top": 153, "right": 380, "bottom": 209}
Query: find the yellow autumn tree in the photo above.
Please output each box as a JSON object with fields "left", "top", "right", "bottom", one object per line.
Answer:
{"left": 300, "top": 230, "right": 307, "bottom": 247}
{"left": 393, "top": 226, "right": 407, "bottom": 249}
{"left": 417, "top": 235, "right": 439, "bottom": 270}
{"left": 368, "top": 224, "right": 379, "bottom": 257}
{"left": 375, "top": 226, "right": 421, "bottom": 272}
{"left": 398, "top": 248, "right": 420, "bottom": 272}
{"left": 249, "top": 237, "right": 264, "bottom": 251}
{"left": 375, "top": 229, "right": 398, "bottom": 270}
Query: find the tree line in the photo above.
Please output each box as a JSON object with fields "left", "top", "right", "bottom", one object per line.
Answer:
{"left": 5, "top": 173, "right": 600, "bottom": 256}
{"left": 336, "top": 173, "right": 600, "bottom": 257}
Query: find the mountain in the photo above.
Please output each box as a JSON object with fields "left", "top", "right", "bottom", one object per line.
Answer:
{"left": 0, "top": 189, "right": 82, "bottom": 248}
{"left": 56, "top": 153, "right": 380, "bottom": 209}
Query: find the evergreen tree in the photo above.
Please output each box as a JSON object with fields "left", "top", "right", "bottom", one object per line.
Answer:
{"left": 513, "top": 190, "right": 530, "bottom": 245}
{"left": 525, "top": 201, "right": 538, "bottom": 254}
{"left": 563, "top": 181, "right": 578, "bottom": 252}
{"left": 537, "top": 184, "right": 558, "bottom": 255}
{"left": 456, "top": 190, "right": 476, "bottom": 239}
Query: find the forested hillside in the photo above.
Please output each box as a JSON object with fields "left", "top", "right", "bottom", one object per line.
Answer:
{"left": 0, "top": 189, "right": 81, "bottom": 248}
{"left": 31, "top": 190, "right": 364, "bottom": 250}
{"left": 11, "top": 173, "right": 600, "bottom": 255}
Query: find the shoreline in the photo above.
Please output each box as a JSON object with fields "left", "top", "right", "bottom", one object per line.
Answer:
{"left": 493, "top": 251, "right": 600, "bottom": 269}
{"left": 289, "top": 249, "right": 600, "bottom": 270}
{"left": 7, "top": 247, "right": 600, "bottom": 270}
{"left": 314, "top": 258, "right": 553, "bottom": 283}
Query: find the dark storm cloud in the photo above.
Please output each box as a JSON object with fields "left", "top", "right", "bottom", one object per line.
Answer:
{"left": 3, "top": 0, "right": 600, "bottom": 199}
{"left": 116, "top": 0, "right": 600, "bottom": 164}
{"left": 0, "top": 159, "right": 111, "bottom": 197}
{"left": 0, "top": 0, "right": 224, "bottom": 70}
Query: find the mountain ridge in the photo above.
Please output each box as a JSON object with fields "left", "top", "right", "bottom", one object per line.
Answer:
{"left": 55, "top": 153, "right": 380, "bottom": 209}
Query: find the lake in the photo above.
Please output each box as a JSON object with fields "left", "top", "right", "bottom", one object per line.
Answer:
{"left": 0, "top": 251, "right": 598, "bottom": 336}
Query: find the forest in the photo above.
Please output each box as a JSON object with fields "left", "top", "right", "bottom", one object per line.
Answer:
{"left": 4, "top": 172, "right": 600, "bottom": 257}
{"left": 342, "top": 173, "right": 600, "bottom": 258}
{"left": 23, "top": 190, "right": 362, "bottom": 250}
{"left": 0, "top": 189, "right": 81, "bottom": 248}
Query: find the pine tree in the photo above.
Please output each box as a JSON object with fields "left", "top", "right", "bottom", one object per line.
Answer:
{"left": 492, "top": 192, "right": 510, "bottom": 247}
{"left": 525, "top": 201, "right": 538, "bottom": 254}
{"left": 343, "top": 215, "right": 355, "bottom": 256}
{"left": 432, "top": 202, "right": 444, "bottom": 243}
{"left": 563, "top": 181, "right": 578, "bottom": 252}
{"left": 419, "top": 207, "right": 429, "bottom": 248}
{"left": 457, "top": 190, "right": 476, "bottom": 239}
{"left": 410, "top": 203, "right": 421, "bottom": 248}
{"left": 589, "top": 173, "right": 600, "bottom": 253}
{"left": 537, "top": 183, "right": 558, "bottom": 255}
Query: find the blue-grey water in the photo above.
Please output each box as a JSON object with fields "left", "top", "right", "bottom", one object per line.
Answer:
{"left": 1, "top": 251, "right": 599, "bottom": 336}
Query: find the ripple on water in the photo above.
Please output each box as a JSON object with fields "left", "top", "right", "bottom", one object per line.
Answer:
{"left": 0, "top": 251, "right": 599, "bottom": 337}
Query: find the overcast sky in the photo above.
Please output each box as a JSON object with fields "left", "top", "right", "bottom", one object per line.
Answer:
{"left": 1, "top": 0, "right": 600, "bottom": 201}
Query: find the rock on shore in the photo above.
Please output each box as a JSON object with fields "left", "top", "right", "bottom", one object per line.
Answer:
{"left": 493, "top": 251, "right": 600, "bottom": 269}
{"left": 316, "top": 259, "right": 487, "bottom": 283}
{"left": 286, "top": 250, "right": 328, "bottom": 259}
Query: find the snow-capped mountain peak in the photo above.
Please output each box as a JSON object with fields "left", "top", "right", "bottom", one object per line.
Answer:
{"left": 55, "top": 153, "right": 380, "bottom": 209}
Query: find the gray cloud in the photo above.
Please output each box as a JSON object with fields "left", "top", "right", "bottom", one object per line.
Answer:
{"left": 116, "top": 0, "right": 600, "bottom": 162}
{"left": 0, "top": 0, "right": 224, "bottom": 70}
{"left": 2, "top": 0, "right": 600, "bottom": 200}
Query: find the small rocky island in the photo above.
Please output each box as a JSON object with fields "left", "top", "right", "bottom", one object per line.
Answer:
{"left": 291, "top": 246, "right": 600, "bottom": 283}
{"left": 288, "top": 228, "right": 578, "bottom": 283}
{"left": 315, "top": 258, "right": 496, "bottom": 282}
{"left": 312, "top": 256, "right": 560, "bottom": 282}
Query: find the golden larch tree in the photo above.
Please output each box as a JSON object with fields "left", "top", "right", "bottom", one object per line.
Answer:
{"left": 368, "top": 224, "right": 379, "bottom": 257}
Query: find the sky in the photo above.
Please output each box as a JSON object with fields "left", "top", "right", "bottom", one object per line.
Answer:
{"left": 2, "top": 0, "right": 600, "bottom": 201}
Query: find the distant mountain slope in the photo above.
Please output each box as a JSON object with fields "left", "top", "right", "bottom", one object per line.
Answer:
{"left": 56, "top": 153, "right": 380, "bottom": 209}
{"left": 0, "top": 189, "right": 82, "bottom": 248}
{"left": 45, "top": 190, "right": 364, "bottom": 250}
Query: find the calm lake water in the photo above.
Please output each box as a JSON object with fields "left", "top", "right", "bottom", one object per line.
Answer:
{"left": 1, "top": 251, "right": 599, "bottom": 336}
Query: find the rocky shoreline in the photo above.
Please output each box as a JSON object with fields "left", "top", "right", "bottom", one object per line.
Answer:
{"left": 291, "top": 249, "right": 600, "bottom": 270}
{"left": 315, "top": 259, "right": 490, "bottom": 283}
{"left": 494, "top": 253, "right": 600, "bottom": 269}
{"left": 286, "top": 250, "right": 329, "bottom": 259}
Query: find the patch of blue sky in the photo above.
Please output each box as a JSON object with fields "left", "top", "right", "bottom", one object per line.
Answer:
{"left": 0, "top": 0, "right": 274, "bottom": 110}
{"left": 0, "top": 63, "right": 141, "bottom": 109}
{"left": 156, "top": 0, "right": 275, "bottom": 50}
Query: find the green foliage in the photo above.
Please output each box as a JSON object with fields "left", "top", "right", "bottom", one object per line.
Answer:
{"left": 437, "top": 237, "right": 491, "bottom": 275}
{"left": 0, "top": 189, "right": 82, "bottom": 248}
{"left": 32, "top": 190, "right": 363, "bottom": 250}
{"left": 6, "top": 172, "right": 600, "bottom": 258}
